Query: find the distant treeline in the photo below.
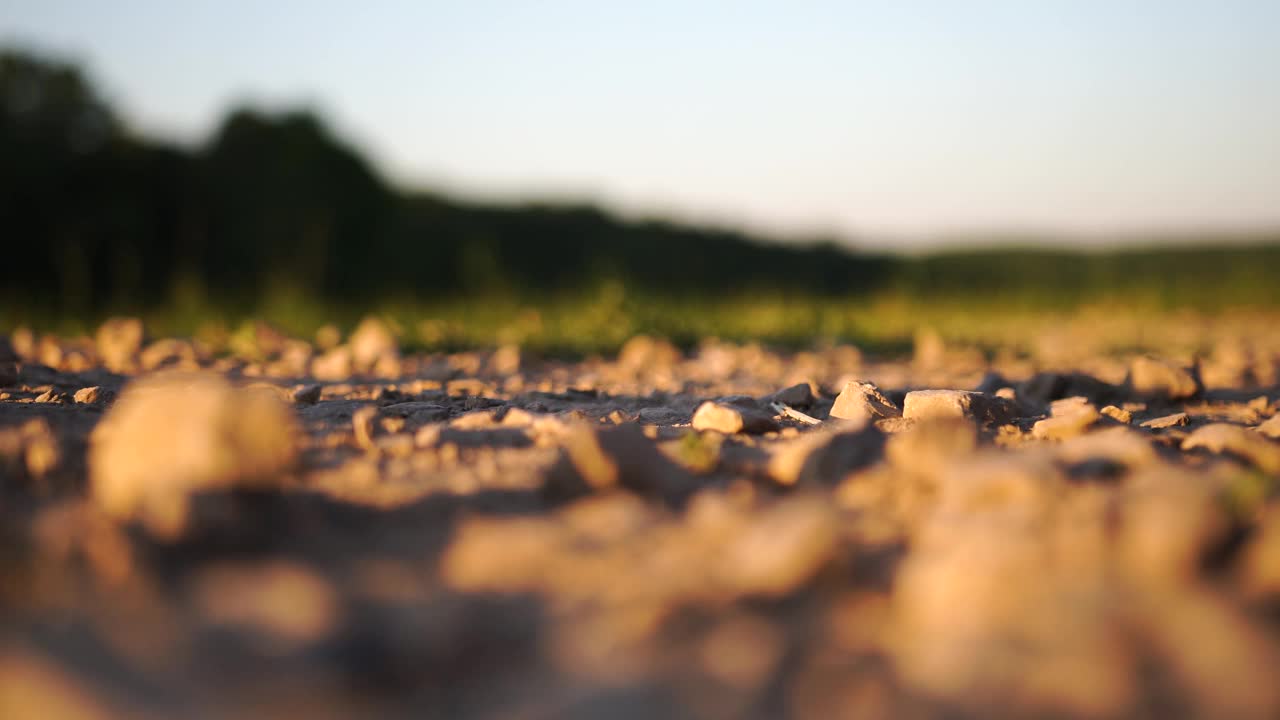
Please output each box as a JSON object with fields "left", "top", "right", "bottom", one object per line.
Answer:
{"left": 3, "top": 47, "right": 1279, "bottom": 314}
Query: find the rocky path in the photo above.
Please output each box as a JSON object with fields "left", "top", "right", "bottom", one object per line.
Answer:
{"left": 3, "top": 318, "right": 1280, "bottom": 719}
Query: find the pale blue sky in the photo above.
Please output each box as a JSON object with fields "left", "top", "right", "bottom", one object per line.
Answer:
{"left": 3, "top": 1, "right": 1279, "bottom": 246}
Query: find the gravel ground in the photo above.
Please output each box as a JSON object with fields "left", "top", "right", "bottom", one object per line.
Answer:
{"left": 3, "top": 318, "right": 1280, "bottom": 719}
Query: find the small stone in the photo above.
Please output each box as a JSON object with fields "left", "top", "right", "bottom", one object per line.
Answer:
{"left": 768, "top": 382, "right": 816, "bottom": 409}
{"left": 488, "top": 344, "right": 523, "bottom": 375}
{"left": 349, "top": 316, "right": 399, "bottom": 373}
{"left": 139, "top": 339, "right": 199, "bottom": 371}
{"left": 1127, "top": 356, "right": 1201, "bottom": 400}
{"left": 692, "top": 401, "right": 780, "bottom": 435}
{"left": 1100, "top": 405, "right": 1132, "bottom": 424}
{"left": 96, "top": 317, "right": 146, "bottom": 371}
{"left": 618, "top": 335, "right": 681, "bottom": 371}
{"left": 274, "top": 340, "right": 313, "bottom": 376}
{"left": 903, "top": 390, "right": 972, "bottom": 421}
{"left": 291, "top": 384, "right": 322, "bottom": 405}
{"left": 34, "top": 389, "right": 67, "bottom": 404}
{"left": 1032, "top": 411, "right": 1099, "bottom": 440}
{"left": 1181, "top": 423, "right": 1280, "bottom": 473}
{"left": 1032, "top": 399, "right": 1100, "bottom": 440}
{"left": 373, "top": 353, "right": 403, "bottom": 379}
{"left": 1048, "top": 396, "right": 1091, "bottom": 415}
{"left": 1141, "top": 412, "right": 1189, "bottom": 429}
{"left": 73, "top": 386, "right": 113, "bottom": 405}
{"left": 9, "top": 327, "right": 35, "bottom": 360}
{"left": 37, "top": 336, "right": 63, "bottom": 368}
{"left": 311, "top": 347, "right": 353, "bottom": 381}
{"left": 605, "top": 409, "right": 636, "bottom": 425}
{"left": 902, "top": 389, "right": 1015, "bottom": 425}
{"left": 829, "top": 381, "right": 900, "bottom": 423}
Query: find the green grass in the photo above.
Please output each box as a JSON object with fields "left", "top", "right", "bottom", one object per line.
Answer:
{"left": 6, "top": 281, "right": 1276, "bottom": 360}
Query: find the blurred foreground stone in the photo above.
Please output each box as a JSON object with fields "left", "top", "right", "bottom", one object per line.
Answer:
{"left": 89, "top": 372, "right": 299, "bottom": 537}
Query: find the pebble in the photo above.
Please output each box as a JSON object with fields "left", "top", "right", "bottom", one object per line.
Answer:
{"left": 618, "top": 335, "right": 681, "bottom": 371}
{"left": 1100, "top": 405, "right": 1132, "bottom": 423}
{"left": 902, "top": 389, "right": 1015, "bottom": 424}
{"left": 291, "top": 384, "right": 322, "bottom": 405}
{"left": 1032, "top": 399, "right": 1101, "bottom": 440}
{"left": 349, "top": 316, "right": 399, "bottom": 373}
{"left": 73, "top": 386, "right": 113, "bottom": 405}
{"left": 1141, "top": 412, "right": 1189, "bottom": 429}
{"left": 1181, "top": 423, "right": 1280, "bottom": 473}
{"left": 95, "top": 317, "right": 146, "bottom": 371}
{"left": 1128, "top": 356, "right": 1201, "bottom": 399}
{"left": 829, "top": 381, "right": 900, "bottom": 423}
{"left": 691, "top": 401, "right": 779, "bottom": 434}
{"left": 768, "top": 382, "right": 816, "bottom": 409}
